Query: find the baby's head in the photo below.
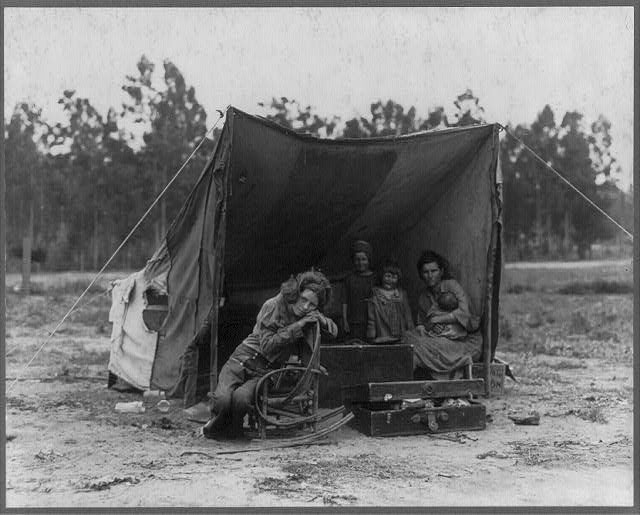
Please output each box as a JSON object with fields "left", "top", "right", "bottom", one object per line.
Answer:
{"left": 437, "top": 291, "right": 458, "bottom": 312}
{"left": 350, "top": 240, "right": 372, "bottom": 274}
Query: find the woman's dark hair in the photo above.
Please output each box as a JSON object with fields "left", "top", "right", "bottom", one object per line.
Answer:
{"left": 416, "top": 250, "right": 452, "bottom": 279}
{"left": 380, "top": 259, "right": 402, "bottom": 283}
{"left": 280, "top": 269, "right": 332, "bottom": 310}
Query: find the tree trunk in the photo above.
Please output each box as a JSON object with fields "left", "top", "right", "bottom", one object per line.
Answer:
{"left": 93, "top": 208, "right": 99, "bottom": 270}
{"left": 534, "top": 182, "right": 542, "bottom": 257}
{"left": 155, "top": 221, "right": 161, "bottom": 250}
{"left": 160, "top": 164, "right": 167, "bottom": 240}
{"left": 562, "top": 209, "right": 571, "bottom": 258}
{"left": 543, "top": 213, "right": 552, "bottom": 256}
{"left": 21, "top": 202, "right": 34, "bottom": 294}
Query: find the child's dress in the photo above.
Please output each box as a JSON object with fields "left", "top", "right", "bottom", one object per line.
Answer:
{"left": 366, "top": 286, "right": 414, "bottom": 343}
{"left": 343, "top": 272, "right": 376, "bottom": 340}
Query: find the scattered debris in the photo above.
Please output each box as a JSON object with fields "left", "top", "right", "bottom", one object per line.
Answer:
{"left": 156, "top": 400, "right": 171, "bottom": 413}
{"left": 553, "top": 440, "right": 584, "bottom": 448}
{"left": 115, "top": 401, "right": 145, "bottom": 413}
{"left": 427, "top": 432, "right": 477, "bottom": 444}
{"left": 143, "top": 390, "right": 166, "bottom": 400}
{"left": 567, "top": 407, "right": 608, "bottom": 424}
{"left": 508, "top": 411, "right": 540, "bottom": 425}
{"left": 320, "top": 494, "right": 358, "bottom": 505}
{"left": 476, "top": 450, "right": 510, "bottom": 460}
{"left": 77, "top": 476, "right": 140, "bottom": 491}
{"left": 152, "top": 417, "right": 174, "bottom": 430}
{"left": 607, "top": 436, "right": 632, "bottom": 446}
{"left": 35, "top": 449, "right": 65, "bottom": 461}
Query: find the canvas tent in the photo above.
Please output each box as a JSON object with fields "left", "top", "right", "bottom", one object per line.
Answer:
{"left": 108, "top": 106, "right": 503, "bottom": 399}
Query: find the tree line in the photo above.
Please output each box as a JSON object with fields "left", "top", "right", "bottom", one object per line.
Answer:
{"left": 5, "top": 56, "right": 633, "bottom": 272}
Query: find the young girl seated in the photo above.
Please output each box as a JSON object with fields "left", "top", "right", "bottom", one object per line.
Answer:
{"left": 366, "top": 260, "right": 414, "bottom": 344}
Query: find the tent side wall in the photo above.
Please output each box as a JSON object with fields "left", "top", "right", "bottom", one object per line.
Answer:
{"left": 148, "top": 123, "right": 232, "bottom": 391}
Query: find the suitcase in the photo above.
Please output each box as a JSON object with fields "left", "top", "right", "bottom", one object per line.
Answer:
{"left": 343, "top": 379, "right": 487, "bottom": 437}
{"left": 318, "top": 344, "right": 414, "bottom": 408}
{"left": 342, "top": 379, "right": 486, "bottom": 407}
{"left": 351, "top": 401, "right": 486, "bottom": 437}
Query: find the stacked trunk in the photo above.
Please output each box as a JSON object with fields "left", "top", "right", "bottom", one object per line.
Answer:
{"left": 343, "top": 378, "right": 487, "bottom": 437}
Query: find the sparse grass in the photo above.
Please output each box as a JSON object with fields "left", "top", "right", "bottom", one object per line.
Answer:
{"left": 498, "top": 279, "right": 633, "bottom": 364}
{"left": 5, "top": 271, "right": 129, "bottom": 295}
{"left": 502, "top": 260, "right": 631, "bottom": 294}
{"left": 45, "top": 280, "right": 109, "bottom": 295}
{"left": 570, "top": 406, "right": 609, "bottom": 424}
{"left": 545, "top": 359, "right": 587, "bottom": 370}
{"left": 558, "top": 280, "right": 633, "bottom": 295}
{"left": 505, "top": 284, "right": 536, "bottom": 294}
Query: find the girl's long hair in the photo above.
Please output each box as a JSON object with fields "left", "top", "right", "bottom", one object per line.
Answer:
{"left": 280, "top": 269, "right": 332, "bottom": 311}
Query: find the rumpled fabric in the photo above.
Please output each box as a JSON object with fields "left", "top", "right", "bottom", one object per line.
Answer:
{"left": 108, "top": 270, "right": 157, "bottom": 389}
{"left": 405, "top": 279, "right": 482, "bottom": 374}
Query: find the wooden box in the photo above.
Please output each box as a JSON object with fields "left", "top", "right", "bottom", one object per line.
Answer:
{"left": 351, "top": 401, "right": 486, "bottom": 437}
{"left": 471, "top": 362, "right": 506, "bottom": 395}
{"left": 318, "top": 344, "right": 414, "bottom": 408}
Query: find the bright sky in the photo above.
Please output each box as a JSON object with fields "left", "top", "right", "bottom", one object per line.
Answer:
{"left": 4, "top": 6, "right": 635, "bottom": 189}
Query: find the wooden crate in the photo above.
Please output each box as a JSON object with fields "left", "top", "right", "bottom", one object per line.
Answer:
{"left": 471, "top": 362, "right": 506, "bottom": 395}
{"left": 318, "top": 344, "right": 414, "bottom": 408}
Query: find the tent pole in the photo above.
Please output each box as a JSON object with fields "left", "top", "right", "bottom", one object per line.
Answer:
{"left": 484, "top": 129, "right": 502, "bottom": 396}
{"left": 484, "top": 297, "right": 492, "bottom": 396}
{"left": 1, "top": 123, "right": 6, "bottom": 457}
{"left": 209, "top": 125, "right": 231, "bottom": 396}
{"left": 484, "top": 224, "right": 498, "bottom": 396}
{"left": 208, "top": 196, "right": 226, "bottom": 396}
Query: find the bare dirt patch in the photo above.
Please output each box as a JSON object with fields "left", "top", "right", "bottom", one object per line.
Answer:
{"left": 4, "top": 265, "right": 635, "bottom": 507}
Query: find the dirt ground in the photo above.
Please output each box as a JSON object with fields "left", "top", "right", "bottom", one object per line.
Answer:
{"left": 4, "top": 263, "right": 635, "bottom": 508}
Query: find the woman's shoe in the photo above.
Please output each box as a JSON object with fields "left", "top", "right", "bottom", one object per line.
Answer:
{"left": 202, "top": 415, "right": 229, "bottom": 439}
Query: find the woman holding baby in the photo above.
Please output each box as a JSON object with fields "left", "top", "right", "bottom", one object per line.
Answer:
{"left": 404, "top": 249, "right": 483, "bottom": 380}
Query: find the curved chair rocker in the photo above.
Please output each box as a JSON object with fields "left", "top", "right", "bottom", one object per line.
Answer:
{"left": 252, "top": 321, "right": 346, "bottom": 439}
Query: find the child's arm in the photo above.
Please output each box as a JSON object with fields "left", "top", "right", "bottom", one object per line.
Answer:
{"left": 342, "top": 303, "right": 350, "bottom": 334}
{"left": 366, "top": 298, "right": 376, "bottom": 340}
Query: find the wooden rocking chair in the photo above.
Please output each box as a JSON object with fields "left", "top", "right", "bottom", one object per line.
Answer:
{"left": 252, "top": 321, "right": 343, "bottom": 439}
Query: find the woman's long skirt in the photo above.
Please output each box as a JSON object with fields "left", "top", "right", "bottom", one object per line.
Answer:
{"left": 403, "top": 329, "right": 483, "bottom": 374}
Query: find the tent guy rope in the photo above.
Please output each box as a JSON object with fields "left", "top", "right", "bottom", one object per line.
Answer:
{"left": 6, "top": 108, "right": 228, "bottom": 394}
{"left": 499, "top": 124, "right": 633, "bottom": 241}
